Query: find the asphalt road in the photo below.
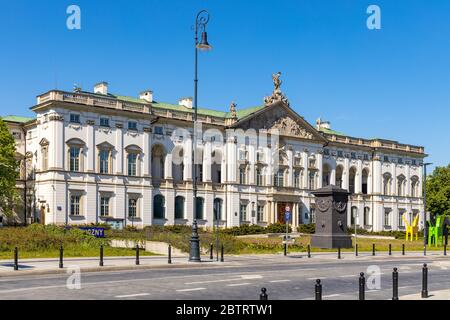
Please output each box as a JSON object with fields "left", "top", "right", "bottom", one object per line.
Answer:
{"left": 0, "top": 254, "right": 448, "bottom": 300}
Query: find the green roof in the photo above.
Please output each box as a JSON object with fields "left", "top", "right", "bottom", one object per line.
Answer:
{"left": 112, "top": 93, "right": 263, "bottom": 119}
{"left": 319, "top": 127, "right": 346, "bottom": 136}
{"left": 2, "top": 115, "right": 35, "bottom": 123}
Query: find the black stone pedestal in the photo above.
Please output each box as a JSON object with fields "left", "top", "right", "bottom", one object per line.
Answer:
{"left": 310, "top": 185, "right": 353, "bottom": 249}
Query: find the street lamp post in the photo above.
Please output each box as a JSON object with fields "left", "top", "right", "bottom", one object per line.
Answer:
{"left": 190, "top": 10, "right": 212, "bottom": 259}
{"left": 422, "top": 163, "right": 433, "bottom": 247}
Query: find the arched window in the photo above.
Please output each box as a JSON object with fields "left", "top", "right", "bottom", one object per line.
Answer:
{"left": 239, "top": 165, "right": 247, "bottom": 184}
{"left": 362, "top": 169, "right": 369, "bottom": 194}
{"left": 151, "top": 144, "right": 166, "bottom": 181}
{"left": 153, "top": 194, "right": 165, "bottom": 219}
{"left": 175, "top": 196, "right": 185, "bottom": 220}
{"left": 214, "top": 198, "right": 223, "bottom": 221}
{"left": 336, "top": 165, "right": 343, "bottom": 188}
{"left": 411, "top": 176, "right": 419, "bottom": 197}
{"left": 256, "top": 167, "right": 264, "bottom": 186}
{"left": 322, "top": 164, "right": 331, "bottom": 187}
{"left": 274, "top": 169, "right": 285, "bottom": 187}
{"left": 349, "top": 167, "right": 357, "bottom": 194}
{"left": 383, "top": 173, "right": 392, "bottom": 195}
{"left": 397, "top": 174, "right": 406, "bottom": 197}
{"left": 39, "top": 138, "right": 49, "bottom": 172}
{"left": 97, "top": 142, "right": 114, "bottom": 175}
{"left": 172, "top": 146, "right": 184, "bottom": 183}
{"left": 67, "top": 138, "right": 85, "bottom": 172}
{"left": 195, "top": 197, "right": 205, "bottom": 220}
{"left": 211, "top": 150, "right": 222, "bottom": 184}
{"left": 126, "top": 145, "right": 142, "bottom": 177}
{"left": 351, "top": 206, "right": 358, "bottom": 226}
{"left": 294, "top": 169, "right": 301, "bottom": 188}
{"left": 364, "top": 207, "right": 370, "bottom": 227}
{"left": 308, "top": 171, "right": 316, "bottom": 190}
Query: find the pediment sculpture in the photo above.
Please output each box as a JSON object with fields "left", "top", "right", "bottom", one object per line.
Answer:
{"left": 270, "top": 116, "right": 314, "bottom": 140}
{"left": 264, "top": 72, "right": 290, "bottom": 107}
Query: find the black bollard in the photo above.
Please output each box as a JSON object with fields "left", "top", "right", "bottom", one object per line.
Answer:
{"left": 421, "top": 264, "right": 428, "bottom": 298}
{"left": 355, "top": 243, "right": 358, "bottom": 257}
{"left": 220, "top": 244, "right": 224, "bottom": 262}
{"left": 389, "top": 244, "right": 392, "bottom": 256}
{"left": 315, "top": 279, "right": 322, "bottom": 300}
{"left": 402, "top": 244, "right": 405, "bottom": 256}
{"left": 445, "top": 244, "right": 447, "bottom": 256}
{"left": 307, "top": 244, "right": 311, "bottom": 258}
{"left": 99, "top": 245, "right": 104, "bottom": 267}
{"left": 59, "top": 244, "right": 64, "bottom": 269}
{"left": 392, "top": 268, "right": 399, "bottom": 300}
{"left": 210, "top": 243, "right": 214, "bottom": 260}
{"left": 168, "top": 245, "right": 172, "bottom": 264}
{"left": 284, "top": 243, "right": 287, "bottom": 256}
{"left": 338, "top": 247, "right": 341, "bottom": 260}
{"left": 135, "top": 244, "right": 140, "bottom": 266}
{"left": 359, "top": 272, "right": 366, "bottom": 300}
{"left": 14, "top": 247, "right": 18, "bottom": 271}
{"left": 372, "top": 244, "right": 376, "bottom": 256}
{"left": 260, "top": 288, "right": 268, "bottom": 301}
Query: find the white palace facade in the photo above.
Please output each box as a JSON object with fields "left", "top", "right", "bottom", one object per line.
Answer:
{"left": 4, "top": 78, "right": 426, "bottom": 231}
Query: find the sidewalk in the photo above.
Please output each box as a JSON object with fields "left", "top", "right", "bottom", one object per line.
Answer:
{"left": 401, "top": 289, "right": 450, "bottom": 300}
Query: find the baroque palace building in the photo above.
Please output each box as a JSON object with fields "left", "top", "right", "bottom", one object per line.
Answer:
{"left": 3, "top": 75, "right": 426, "bottom": 231}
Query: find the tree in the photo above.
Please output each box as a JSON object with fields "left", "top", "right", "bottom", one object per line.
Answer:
{"left": 426, "top": 164, "right": 450, "bottom": 217}
{"left": 0, "top": 118, "right": 19, "bottom": 222}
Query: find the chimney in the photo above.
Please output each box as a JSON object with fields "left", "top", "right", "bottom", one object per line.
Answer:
{"left": 179, "top": 97, "right": 193, "bottom": 109}
{"left": 316, "top": 118, "right": 331, "bottom": 130}
{"left": 139, "top": 90, "right": 153, "bottom": 103}
{"left": 94, "top": 82, "right": 108, "bottom": 95}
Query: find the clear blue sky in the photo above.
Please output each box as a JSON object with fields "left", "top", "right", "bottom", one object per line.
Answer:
{"left": 0, "top": 0, "right": 449, "bottom": 169}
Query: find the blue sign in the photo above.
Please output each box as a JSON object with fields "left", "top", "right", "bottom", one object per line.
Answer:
{"left": 78, "top": 227, "right": 105, "bottom": 238}
{"left": 285, "top": 212, "right": 292, "bottom": 223}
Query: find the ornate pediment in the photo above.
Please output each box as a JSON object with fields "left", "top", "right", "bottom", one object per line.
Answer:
{"left": 271, "top": 116, "right": 314, "bottom": 140}
{"left": 234, "top": 102, "right": 322, "bottom": 141}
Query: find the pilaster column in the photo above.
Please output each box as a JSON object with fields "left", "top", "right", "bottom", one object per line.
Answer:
{"left": 204, "top": 141, "right": 212, "bottom": 182}
{"left": 355, "top": 159, "right": 362, "bottom": 194}
{"left": 86, "top": 122, "right": 95, "bottom": 172}
{"left": 287, "top": 148, "right": 294, "bottom": 187}
{"left": 184, "top": 138, "right": 192, "bottom": 181}
{"left": 115, "top": 125, "right": 124, "bottom": 175}
{"left": 342, "top": 158, "right": 350, "bottom": 190}
{"left": 165, "top": 153, "right": 173, "bottom": 179}
{"left": 142, "top": 129, "right": 151, "bottom": 176}
{"left": 302, "top": 151, "right": 309, "bottom": 189}
{"left": 316, "top": 151, "right": 323, "bottom": 189}
{"left": 373, "top": 156, "right": 382, "bottom": 194}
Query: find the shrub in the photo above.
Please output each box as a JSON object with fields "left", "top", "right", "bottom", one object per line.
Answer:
{"left": 221, "top": 224, "right": 266, "bottom": 236}
{"left": 266, "top": 223, "right": 292, "bottom": 234}
{"left": 298, "top": 224, "right": 316, "bottom": 234}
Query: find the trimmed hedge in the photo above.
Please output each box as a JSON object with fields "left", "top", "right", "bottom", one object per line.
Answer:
{"left": 298, "top": 224, "right": 316, "bottom": 234}
{"left": 221, "top": 223, "right": 292, "bottom": 236}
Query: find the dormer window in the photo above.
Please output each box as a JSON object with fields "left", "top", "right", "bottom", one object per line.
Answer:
{"left": 128, "top": 121, "right": 138, "bottom": 131}
{"left": 323, "top": 149, "right": 330, "bottom": 156}
{"left": 337, "top": 151, "right": 344, "bottom": 158}
{"left": 70, "top": 114, "right": 80, "bottom": 124}
{"left": 351, "top": 152, "right": 357, "bottom": 160}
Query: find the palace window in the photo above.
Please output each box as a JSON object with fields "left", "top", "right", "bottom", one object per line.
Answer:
{"left": 383, "top": 173, "right": 392, "bottom": 195}
{"left": 153, "top": 195, "right": 165, "bottom": 219}
{"left": 41, "top": 146, "right": 48, "bottom": 171}
{"left": 100, "top": 196, "right": 110, "bottom": 217}
{"left": 294, "top": 170, "right": 301, "bottom": 188}
{"left": 99, "top": 149, "right": 111, "bottom": 174}
{"left": 128, "top": 121, "right": 138, "bottom": 131}
{"left": 364, "top": 207, "right": 370, "bottom": 226}
{"left": 349, "top": 167, "right": 357, "bottom": 194}
{"left": 257, "top": 205, "right": 265, "bottom": 223}
{"left": 128, "top": 198, "right": 138, "bottom": 218}
{"left": 240, "top": 204, "right": 247, "bottom": 222}
{"left": 384, "top": 156, "right": 389, "bottom": 162}
{"left": 175, "top": 196, "right": 185, "bottom": 220}
{"left": 310, "top": 205, "right": 316, "bottom": 224}
{"left": 398, "top": 210, "right": 406, "bottom": 227}
{"left": 196, "top": 197, "right": 205, "bottom": 220}
{"left": 128, "top": 153, "right": 138, "bottom": 176}
{"left": 239, "top": 166, "right": 247, "bottom": 184}
{"left": 322, "top": 164, "right": 331, "bottom": 187}
{"left": 274, "top": 169, "right": 284, "bottom": 187}
{"left": 411, "top": 176, "right": 419, "bottom": 197}
{"left": 323, "top": 149, "right": 330, "bottom": 156}
{"left": 214, "top": 198, "right": 223, "bottom": 221}
{"left": 336, "top": 166, "right": 343, "bottom": 188}
{"left": 363, "top": 154, "right": 370, "bottom": 161}
{"left": 384, "top": 209, "right": 392, "bottom": 227}
{"left": 398, "top": 158, "right": 403, "bottom": 164}
{"left": 397, "top": 175, "right": 406, "bottom": 197}
{"left": 309, "top": 171, "right": 316, "bottom": 190}
{"left": 154, "top": 126, "right": 164, "bottom": 135}
{"left": 70, "top": 195, "right": 81, "bottom": 216}
{"left": 362, "top": 169, "right": 369, "bottom": 194}
{"left": 100, "top": 118, "right": 110, "bottom": 127}
{"left": 351, "top": 152, "right": 357, "bottom": 160}
{"left": 195, "top": 164, "right": 203, "bottom": 183}
{"left": 337, "top": 151, "right": 344, "bottom": 158}
{"left": 70, "top": 114, "right": 80, "bottom": 124}
{"left": 256, "top": 168, "right": 263, "bottom": 186}
{"left": 69, "top": 147, "right": 81, "bottom": 172}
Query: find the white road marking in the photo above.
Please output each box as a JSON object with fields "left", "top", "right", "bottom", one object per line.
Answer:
{"left": 270, "top": 280, "right": 291, "bottom": 283}
{"left": 323, "top": 294, "right": 340, "bottom": 298}
{"left": 185, "top": 275, "right": 262, "bottom": 285}
{"left": 226, "top": 283, "right": 251, "bottom": 287}
{"left": 307, "top": 277, "right": 327, "bottom": 281}
{"left": 176, "top": 288, "right": 206, "bottom": 292}
{"left": 339, "top": 275, "right": 356, "bottom": 278}
{"left": 115, "top": 293, "right": 150, "bottom": 298}
{"left": 241, "top": 275, "right": 263, "bottom": 280}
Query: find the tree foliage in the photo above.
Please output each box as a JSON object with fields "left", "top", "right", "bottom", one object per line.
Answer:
{"left": 0, "top": 118, "right": 19, "bottom": 219}
{"left": 426, "top": 164, "right": 450, "bottom": 217}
